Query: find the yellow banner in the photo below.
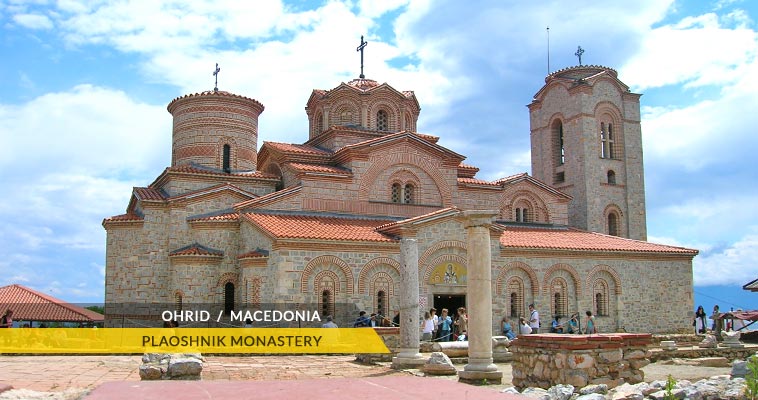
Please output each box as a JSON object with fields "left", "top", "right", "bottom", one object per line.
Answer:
{"left": 0, "top": 328, "right": 389, "bottom": 354}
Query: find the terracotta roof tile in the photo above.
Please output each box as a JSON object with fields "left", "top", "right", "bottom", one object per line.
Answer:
{"left": 499, "top": 226, "right": 699, "bottom": 255}
{"left": 169, "top": 243, "right": 223, "bottom": 257}
{"left": 264, "top": 142, "right": 332, "bottom": 156}
{"left": 167, "top": 165, "right": 279, "bottom": 179}
{"left": 376, "top": 207, "right": 461, "bottom": 232}
{"left": 187, "top": 212, "right": 239, "bottom": 222}
{"left": 243, "top": 213, "right": 396, "bottom": 242}
{"left": 134, "top": 187, "right": 166, "bottom": 201}
{"left": 286, "top": 163, "right": 352, "bottom": 175}
{"left": 103, "top": 213, "right": 143, "bottom": 222}
{"left": 0, "top": 284, "right": 103, "bottom": 322}
{"left": 457, "top": 177, "right": 499, "bottom": 186}
{"left": 494, "top": 173, "right": 529, "bottom": 185}
{"left": 238, "top": 250, "right": 268, "bottom": 259}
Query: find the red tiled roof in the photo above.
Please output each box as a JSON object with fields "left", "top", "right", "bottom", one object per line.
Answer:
{"left": 498, "top": 226, "right": 699, "bottom": 255}
{"left": 188, "top": 212, "right": 239, "bottom": 222}
{"left": 264, "top": 142, "right": 332, "bottom": 156}
{"left": 494, "top": 173, "right": 529, "bottom": 185}
{"left": 376, "top": 207, "right": 461, "bottom": 233}
{"left": 134, "top": 187, "right": 165, "bottom": 201}
{"left": 234, "top": 185, "right": 302, "bottom": 209}
{"left": 167, "top": 90, "right": 264, "bottom": 111}
{"left": 0, "top": 284, "right": 104, "bottom": 322}
{"left": 457, "top": 177, "right": 499, "bottom": 187}
{"left": 346, "top": 78, "right": 380, "bottom": 90}
{"left": 237, "top": 251, "right": 268, "bottom": 259}
{"left": 169, "top": 243, "right": 223, "bottom": 257}
{"left": 103, "top": 213, "right": 143, "bottom": 223}
{"left": 243, "top": 213, "right": 397, "bottom": 242}
{"left": 166, "top": 165, "right": 279, "bottom": 179}
{"left": 286, "top": 163, "right": 352, "bottom": 176}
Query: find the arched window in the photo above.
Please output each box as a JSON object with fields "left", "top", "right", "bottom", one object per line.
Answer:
{"left": 391, "top": 183, "right": 401, "bottom": 203}
{"left": 316, "top": 112, "right": 324, "bottom": 134}
{"left": 377, "top": 110, "right": 388, "bottom": 131}
{"left": 224, "top": 282, "right": 235, "bottom": 315}
{"left": 551, "top": 278, "right": 568, "bottom": 318}
{"left": 175, "top": 292, "right": 182, "bottom": 312}
{"left": 593, "top": 279, "right": 610, "bottom": 316}
{"left": 608, "top": 212, "right": 619, "bottom": 236}
{"left": 596, "top": 293, "right": 607, "bottom": 316}
{"left": 340, "top": 110, "right": 353, "bottom": 124}
{"left": 376, "top": 290, "right": 387, "bottom": 318}
{"left": 222, "top": 144, "right": 231, "bottom": 173}
{"left": 607, "top": 170, "right": 616, "bottom": 185}
{"left": 321, "top": 289, "right": 333, "bottom": 317}
{"left": 507, "top": 278, "right": 524, "bottom": 317}
{"left": 600, "top": 122, "right": 616, "bottom": 159}
{"left": 515, "top": 208, "right": 530, "bottom": 223}
{"left": 403, "top": 183, "right": 414, "bottom": 204}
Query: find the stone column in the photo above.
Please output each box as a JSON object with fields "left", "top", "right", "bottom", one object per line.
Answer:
{"left": 458, "top": 210, "right": 503, "bottom": 384}
{"left": 392, "top": 238, "right": 425, "bottom": 368}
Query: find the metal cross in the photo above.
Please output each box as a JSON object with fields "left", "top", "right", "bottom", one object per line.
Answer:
{"left": 356, "top": 35, "right": 368, "bottom": 79}
{"left": 213, "top": 63, "right": 221, "bottom": 92}
{"left": 575, "top": 46, "right": 585, "bottom": 66}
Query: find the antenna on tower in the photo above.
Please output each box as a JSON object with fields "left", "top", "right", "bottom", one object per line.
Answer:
{"left": 546, "top": 26, "right": 550, "bottom": 75}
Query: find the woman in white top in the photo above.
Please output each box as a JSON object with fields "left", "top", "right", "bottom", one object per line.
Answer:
{"left": 421, "top": 312, "right": 435, "bottom": 341}
{"left": 519, "top": 317, "right": 532, "bottom": 336}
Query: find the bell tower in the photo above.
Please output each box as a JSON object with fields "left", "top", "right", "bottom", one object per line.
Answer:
{"left": 528, "top": 65, "right": 647, "bottom": 240}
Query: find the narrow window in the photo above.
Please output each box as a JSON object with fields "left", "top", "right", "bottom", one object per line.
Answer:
{"left": 224, "top": 282, "right": 235, "bottom": 315}
{"left": 600, "top": 123, "right": 607, "bottom": 158}
{"left": 391, "top": 183, "right": 401, "bottom": 203}
{"left": 553, "top": 120, "right": 565, "bottom": 165}
{"left": 608, "top": 212, "right": 619, "bottom": 236}
{"left": 316, "top": 112, "right": 324, "bottom": 134}
{"left": 405, "top": 113, "right": 412, "bottom": 131}
{"left": 510, "top": 293, "right": 518, "bottom": 317}
{"left": 596, "top": 292, "right": 607, "bottom": 316}
{"left": 175, "top": 293, "right": 182, "bottom": 312}
{"left": 377, "top": 110, "right": 388, "bottom": 131}
{"left": 607, "top": 170, "right": 616, "bottom": 185}
{"left": 559, "top": 124, "right": 565, "bottom": 165}
{"left": 554, "top": 293, "right": 562, "bottom": 317}
{"left": 607, "top": 123, "right": 615, "bottom": 159}
{"left": 321, "top": 290, "right": 333, "bottom": 317}
{"left": 222, "top": 144, "right": 231, "bottom": 173}
{"left": 377, "top": 290, "right": 387, "bottom": 317}
{"left": 403, "top": 183, "right": 414, "bottom": 204}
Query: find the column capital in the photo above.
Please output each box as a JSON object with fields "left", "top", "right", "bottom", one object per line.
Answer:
{"left": 461, "top": 210, "right": 498, "bottom": 229}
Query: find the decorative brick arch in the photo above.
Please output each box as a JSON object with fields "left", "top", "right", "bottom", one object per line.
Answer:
{"left": 314, "top": 270, "right": 340, "bottom": 295}
{"left": 542, "top": 263, "right": 582, "bottom": 296}
{"left": 358, "top": 151, "right": 453, "bottom": 205}
{"left": 603, "top": 203, "right": 625, "bottom": 236}
{"left": 423, "top": 254, "right": 467, "bottom": 284}
{"left": 500, "top": 190, "right": 550, "bottom": 223}
{"left": 300, "top": 255, "right": 354, "bottom": 294}
{"left": 418, "top": 240, "right": 467, "bottom": 269}
{"left": 358, "top": 257, "right": 400, "bottom": 294}
{"left": 587, "top": 265, "right": 622, "bottom": 295}
{"left": 216, "top": 272, "right": 238, "bottom": 289}
{"left": 369, "top": 271, "right": 395, "bottom": 296}
{"left": 495, "top": 261, "right": 540, "bottom": 296}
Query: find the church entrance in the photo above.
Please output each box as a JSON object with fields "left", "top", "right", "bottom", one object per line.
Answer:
{"left": 433, "top": 294, "right": 466, "bottom": 314}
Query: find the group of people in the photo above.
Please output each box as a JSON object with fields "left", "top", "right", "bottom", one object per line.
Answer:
{"left": 348, "top": 310, "right": 399, "bottom": 328}
{"left": 697, "top": 304, "right": 749, "bottom": 335}
{"left": 420, "top": 307, "right": 468, "bottom": 342}
{"left": 501, "top": 305, "right": 598, "bottom": 337}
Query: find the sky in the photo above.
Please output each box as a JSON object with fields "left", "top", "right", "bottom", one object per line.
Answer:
{"left": 1, "top": 0, "right": 757, "bottom": 313}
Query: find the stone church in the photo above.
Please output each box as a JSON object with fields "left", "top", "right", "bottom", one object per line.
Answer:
{"left": 103, "top": 64, "right": 698, "bottom": 333}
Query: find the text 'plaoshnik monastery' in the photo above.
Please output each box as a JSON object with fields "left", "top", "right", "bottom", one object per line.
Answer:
{"left": 103, "top": 60, "right": 698, "bottom": 333}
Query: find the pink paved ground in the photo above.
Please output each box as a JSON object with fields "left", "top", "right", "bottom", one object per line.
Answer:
{"left": 85, "top": 376, "right": 521, "bottom": 400}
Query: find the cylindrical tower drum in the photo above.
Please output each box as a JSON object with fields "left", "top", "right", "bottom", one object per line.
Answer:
{"left": 167, "top": 91, "right": 264, "bottom": 172}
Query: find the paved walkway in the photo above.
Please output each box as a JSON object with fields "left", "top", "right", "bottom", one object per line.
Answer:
{"left": 0, "top": 354, "right": 735, "bottom": 399}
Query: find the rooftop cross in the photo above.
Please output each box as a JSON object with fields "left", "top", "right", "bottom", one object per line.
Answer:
{"left": 356, "top": 35, "right": 368, "bottom": 79}
{"left": 574, "top": 46, "right": 585, "bottom": 66}
{"left": 213, "top": 63, "right": 221, "bottom": 92}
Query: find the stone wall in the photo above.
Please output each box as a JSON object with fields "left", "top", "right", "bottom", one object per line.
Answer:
{"left": 510, "top": 333, "right": 652, "bottom": 390}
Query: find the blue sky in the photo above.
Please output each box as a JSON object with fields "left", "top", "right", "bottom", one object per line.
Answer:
{"left": 1, "top": 1, "right": 757, "bottom": 314}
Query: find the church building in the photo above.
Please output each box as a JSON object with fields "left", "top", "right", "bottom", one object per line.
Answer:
{"left": 103, "top": 63, "right": 698, "bottom": 333}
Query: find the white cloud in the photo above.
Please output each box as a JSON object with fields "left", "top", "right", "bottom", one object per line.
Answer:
{"left": 622, "top": 12, "right": 757, "bottom": 91}
{"left": 12, "top": 13, "right": 53, "bottom": 29}
{"left": 694, "top": 230, "right": 758, "bottom": 286}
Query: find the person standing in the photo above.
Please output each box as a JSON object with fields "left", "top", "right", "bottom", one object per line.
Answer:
{"left": 430, "top": 308, "right": 439, "bottom": 339}
{"left": 0, "top": 309, "right": 12, "bottom": 328}
{"left": 694, "top": 305, "right": 707, "bottom": 334}
{"left": 322, "top": 315, "right": 338, "bottom": 328}
{"left": 437, "top": 308, "right": 452, "bottom": 341}
{"left": 711, "top": 305, "right": 723, "bottom": 334}
{"left": 353, "top": 311, "right": 370, "bottom": 327}
{"left": 585, "top": 310, "right": 597, "bottom": 334}
{"left": 454, "top": 307, "right": 468, "bottom": 340}
{"left": 420, "top": 312, "right": 435, "bottom": 341}
{"left": 528, "top": 304, "right": 540, "bottom": 333}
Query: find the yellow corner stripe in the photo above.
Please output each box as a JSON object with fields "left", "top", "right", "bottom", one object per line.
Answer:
{"left": 0, "top": 328, "right": 389, "bottom": 354}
